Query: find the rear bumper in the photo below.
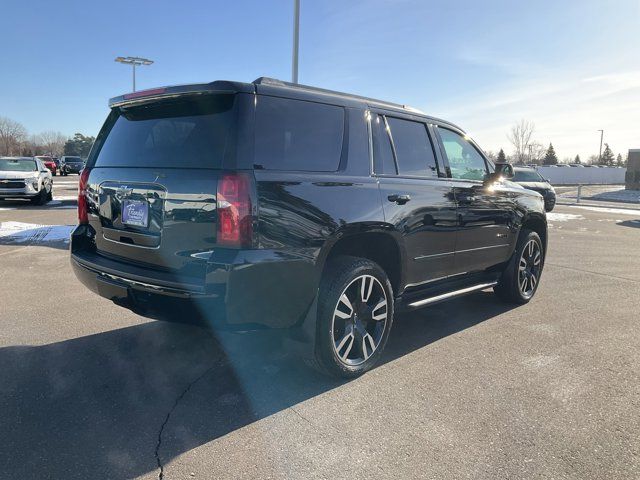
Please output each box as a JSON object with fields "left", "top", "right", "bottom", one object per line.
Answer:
{"left": 70, "top": 225, "right": 319, "bottom": 330}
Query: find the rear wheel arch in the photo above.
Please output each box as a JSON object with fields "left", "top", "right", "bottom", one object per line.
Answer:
{"left": 320, "top": 229, "right": 404, "bottom": 296}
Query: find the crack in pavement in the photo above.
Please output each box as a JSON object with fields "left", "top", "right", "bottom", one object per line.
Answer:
{"left": 154, "top": 365, "right": 216, "bottom": 480}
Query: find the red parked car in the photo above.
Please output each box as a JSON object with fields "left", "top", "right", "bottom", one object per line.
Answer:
{"left": 35, "top": 156, "right": 57, "bottom": 176}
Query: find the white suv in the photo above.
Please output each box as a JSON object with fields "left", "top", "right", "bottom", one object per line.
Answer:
{"left": 0, "top": 157, "right": 53, "bottom": 205}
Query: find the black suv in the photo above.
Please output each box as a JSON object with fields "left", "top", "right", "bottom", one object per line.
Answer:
{"left": 59, "top": 156, "right": 85, "bottom": 175}
{"left": 512, "top": 166, "right": 556, "bottom": 211}
{"left": 71, "top": 77, "right": 547, "bottom": 377}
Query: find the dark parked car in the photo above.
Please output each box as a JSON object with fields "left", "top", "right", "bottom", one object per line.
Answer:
{"left": 59, "top": 156, "right": 85, "bottom": 175}
{"left": 71, "top": 78, "right": 548, "bottom": 377}
{"left": 512, "top": 166, "right": 556, "bottom": 211}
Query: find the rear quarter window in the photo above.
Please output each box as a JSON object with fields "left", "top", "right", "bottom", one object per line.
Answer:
{"left": 92, "top": 95, "right": 237, "bottom": 169}
{"left": 254, "top": 96, "right": 344, "bottom": 172}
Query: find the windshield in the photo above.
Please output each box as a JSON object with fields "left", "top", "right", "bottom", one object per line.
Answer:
{"left": 513, "top": 169, "right": 544, "bottom": 182}
{"left": 0, "top": 159, "right": 37, "bottom": 172}
{"left": 65, "top": 157, "right": 83, "bottom": 163}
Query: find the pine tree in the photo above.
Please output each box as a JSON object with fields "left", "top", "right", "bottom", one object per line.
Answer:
{"left": 601, "top": 143, "right": 614, "bottom": 166}
{"left": 574, "top": 154, "right": 581, "bottom": 164}
{"left": 497, "top": 148, "right": 507, "bottom": 163}
{"left": 616, "top": 153, "right": 623, "bottom": 166}
{"left": 543, "top": 143, "right": 558, "bottom": 165}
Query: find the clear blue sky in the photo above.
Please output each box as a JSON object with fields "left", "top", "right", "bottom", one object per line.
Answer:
{"left": 2, "top": 0, "right": 639, "bottom": 160}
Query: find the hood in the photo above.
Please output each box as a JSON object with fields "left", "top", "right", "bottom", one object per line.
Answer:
{"left": 517, "top": 181, "right": 553, "bottom": 191}
{"left": 0, "top": 170, "right": 38, "bottom": 179}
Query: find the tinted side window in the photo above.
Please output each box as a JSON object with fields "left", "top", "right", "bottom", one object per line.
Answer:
{"left": 386, "top": 117, "right": 438, "bottom": 177}
{"left": 371, "top": 114, "right": 396, "bottom": 174}
{"left": 254, "top": 96, "right": 344, "bottom": 171}
{"left": 438, "top": 128, "right": 487, "bottom": 181}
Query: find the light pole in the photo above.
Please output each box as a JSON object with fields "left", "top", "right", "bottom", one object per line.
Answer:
{"left": 292, "top": 0, "right": 300, "bottom": 83}
{"left": 597, "top": 129, "right": 604, "bottom": 164}
{"left": 114, "top": 56, "right": 154, "bottom": 92}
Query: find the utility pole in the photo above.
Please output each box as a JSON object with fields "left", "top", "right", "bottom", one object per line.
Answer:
{"left": 597, "top": 129, "right": 604, "bottom": 164}
{"left": 115, "top": 56, "right": 154, "bottom": 92}
{"left": 292, "top": 0, "right": 300, "bottom": 83}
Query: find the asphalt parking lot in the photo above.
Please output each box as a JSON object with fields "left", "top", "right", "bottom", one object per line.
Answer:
{"left": 1, "top": 179, "right": 639, "bottom": 480}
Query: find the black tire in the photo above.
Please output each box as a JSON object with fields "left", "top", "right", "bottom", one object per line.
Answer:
{"left": 494, "top": 229, "right": 544, "bottom": 304}
{"left": 312, "top": 255, "right": 394, "bottom": 378}
{"left": 30, "top": 189, "right": 47, "bottom": 206}
{"left": 46, "top": 187, "right": 53, "bottom": 201}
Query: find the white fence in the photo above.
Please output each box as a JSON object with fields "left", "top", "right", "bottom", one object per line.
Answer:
{"left": 536, "top": 166, "right": 626, "bottom": 185}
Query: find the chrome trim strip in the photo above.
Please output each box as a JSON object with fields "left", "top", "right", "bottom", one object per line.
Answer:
{"left": 408, "top": 281, "right": 498, "bottom": 308}
{"left": 413, "top": 251, "right": 454, "bottom": 261}
{"left": 102, "top": 234, "right": 161, "bottom": 250}
{"left": 404, "top": 271, "right": 468, "bottom": 289}
{"left": 414, "top": 243, "right": 509, "bottom": 261}
{"left": 456, "top": 244, "right": 509, "bottom": 254}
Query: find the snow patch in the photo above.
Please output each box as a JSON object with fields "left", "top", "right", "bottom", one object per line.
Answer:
{"left": 0, "top": 221, "right": 74, "bottom": 245}
{"left": 546, "top": 212, "right": 585, "bottom": 222}
{"left": 571, "top": 206, "right": 640, "bottom": 216}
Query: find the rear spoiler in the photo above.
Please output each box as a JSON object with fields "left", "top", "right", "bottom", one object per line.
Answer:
{"left": 108, "top": 80, "right": 255, "bottom": 108}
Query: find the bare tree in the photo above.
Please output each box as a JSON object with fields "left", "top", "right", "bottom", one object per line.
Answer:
{"left": 507, "top": 119, "right": 535, "bottom": 165}
{"left": 484, "top": 150, "right": 497, "bottom": 162}
{"left": 37, "top": 131, "right": 67, "bottom": 157}
{"left": 0, "top": 116, "right": 28, "bottom": 156}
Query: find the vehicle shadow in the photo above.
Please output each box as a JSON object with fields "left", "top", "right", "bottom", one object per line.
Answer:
{"left": 0, "top": 198, "right": 77, "bottom": 210}
{"left": 0, "top": 292, "right": 515, "bottom": 479}
{"left": 616, "top": 219, "right": 640, "bottom": 229}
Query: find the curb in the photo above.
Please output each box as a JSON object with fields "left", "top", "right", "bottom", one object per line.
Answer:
{"left": 557, "top": 201, "right": 640, "bottom": 211}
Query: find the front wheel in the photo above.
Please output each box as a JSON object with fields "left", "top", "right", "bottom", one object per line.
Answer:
{"left": 494, "top": 229, "right": 544, "bottom": 304}
{"left": 31, "top": 189, "right": 48, "bottom": 206}
{"left": 312, "top": 256, "right": 394, "bottom": 378}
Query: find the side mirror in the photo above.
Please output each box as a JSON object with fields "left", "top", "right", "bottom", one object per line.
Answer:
{"left": 40, "top": 170, "right": 49, "bottom": 173}
{"left": 494, "top": 162, "right": 514, "bottom": 178}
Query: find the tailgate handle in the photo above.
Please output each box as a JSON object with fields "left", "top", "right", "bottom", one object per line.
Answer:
{"left": 102, "top": 227, "right": 160, "bottom": 248}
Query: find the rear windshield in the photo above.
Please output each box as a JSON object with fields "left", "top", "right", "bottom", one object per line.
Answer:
{"left": 65, "top": 157, "right": 82, "bottom": 162}
{"left": 92, "top": 94, "right": 237, "bottom": 169}
{"left": 0, "top": 159, "right": 37, "bottom": 172}
{"left": 513, "top": 169, "right": 544, "bottom": 182}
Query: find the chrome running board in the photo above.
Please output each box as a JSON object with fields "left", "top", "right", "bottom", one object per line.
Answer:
{"left": 407, "top": 282, "right": 498, "bottom": 308}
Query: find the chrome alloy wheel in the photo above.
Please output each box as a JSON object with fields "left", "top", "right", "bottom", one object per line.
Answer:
{"left": 331, "top": 275, "right": 388, "bottom": 366}
{"left": 519, "top": 239, "right": 542, "bottom": 298}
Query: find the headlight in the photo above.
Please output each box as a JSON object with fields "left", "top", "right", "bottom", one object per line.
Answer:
{"left": 23, "top": 176, "right": 38, "bottom": 189}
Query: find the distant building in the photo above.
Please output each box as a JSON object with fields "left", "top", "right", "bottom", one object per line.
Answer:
{"left": 626, "top": 149, "right": 640, "bottom": 190}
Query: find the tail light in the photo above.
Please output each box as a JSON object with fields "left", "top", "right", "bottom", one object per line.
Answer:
{"left": 78, "top": 168, "right": 91, "bottom": 224}
{"left": 217, "top": 172, "right": 253, "bottom": 247}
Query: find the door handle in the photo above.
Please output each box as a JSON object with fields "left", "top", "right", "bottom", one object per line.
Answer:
{"left": 388, "top": 194, "right": 411, "bottom": 205}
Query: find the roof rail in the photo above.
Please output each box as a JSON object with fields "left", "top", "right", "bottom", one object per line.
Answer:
{"left": 253, "top": 77, "right": 423, "bottom": 113}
